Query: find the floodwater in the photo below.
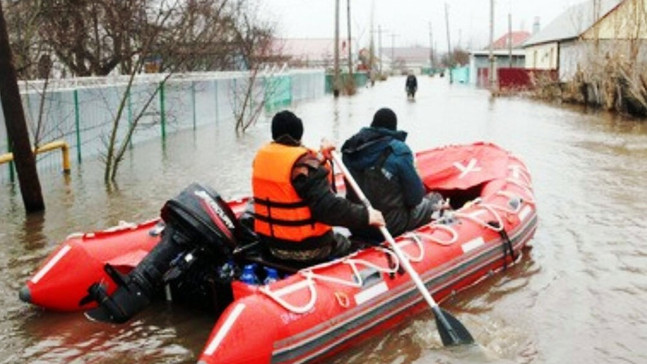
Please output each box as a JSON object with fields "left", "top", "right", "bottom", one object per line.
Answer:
{"left": 1, "top": 76, "right": 647, "bottom": 364}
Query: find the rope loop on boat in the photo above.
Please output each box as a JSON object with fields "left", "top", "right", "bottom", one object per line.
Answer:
{"left": 509, "top": 164, "right": 532, "bottom": 185}
{"left": 418, "top": 224, "right": 459, "bottom": 246}
{"left": 494, "top": 191, "right": 523, "bottom": 214}
{"left": 334, "top": 291, "right": 350, "bottom": 308}
{"left": 302, "top": 248, "right": 400, "bottom": 288}
{"left": 259, "top": 275, "right": 318, "bottom": 314}
{"left": 454, "top": 200, "right": 505, "bottom": 232}
{"left": 399, "top": 233, "right": 425, "bottom": 262}
{"left": 505, "top": 178, "right": 536, "bottom": 205}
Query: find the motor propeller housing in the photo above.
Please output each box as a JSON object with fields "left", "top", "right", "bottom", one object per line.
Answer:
{"left": 84, "top": 183, "right": 241, "bottom": 324}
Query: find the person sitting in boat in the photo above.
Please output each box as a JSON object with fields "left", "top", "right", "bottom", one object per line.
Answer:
{"left": 341, "top": 108, "right": 444, "bottom": 240}
{"left": 252, "top": 110, "right": 385, "bottom": 264}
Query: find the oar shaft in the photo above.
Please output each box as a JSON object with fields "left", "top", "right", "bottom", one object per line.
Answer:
{"left": 379, "top": 227, "right": 462, "bottom": 343}
{"left": 378, "top": 226, "right": 438, "bottom": 309}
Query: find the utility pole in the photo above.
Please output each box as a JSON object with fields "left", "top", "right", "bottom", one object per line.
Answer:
{"left": 389, "top": 33, "right": 398, "bottom": 74}
{"left": 428, "top": 21, "right": 434, "bottom": 71}
{"left": 508, "top": 12, "right": 513, "bottom": 67}
{"left": 0, "top": 2, "right": 44, "bottom": 212}
{"left": 445, "top": 3, "right": 452, "bottom": 83}
{"left": 333, "top": 0, "right": 340, "bottom": 97}
{"left": 346, "top": 0, "right": 353, "bottom": 80}
{"left": 488, "top": 0, "right": 496, "bottom": 89}
{"left": 368, "top": 2, "right": 375, "bottom": 83}
{"left": 371, "top": 25, "right": 388, "bottom": 75}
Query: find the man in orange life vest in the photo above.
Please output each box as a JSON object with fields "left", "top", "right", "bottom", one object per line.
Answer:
{"left": 252, "top": 110, "right": 385, "bottom": 263}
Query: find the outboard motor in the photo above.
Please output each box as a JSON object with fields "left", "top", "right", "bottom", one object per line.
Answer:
{"left": 84, "top": 183, "right": 241, "bottom": 324}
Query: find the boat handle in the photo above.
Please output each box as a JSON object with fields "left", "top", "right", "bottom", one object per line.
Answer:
{"left": 259, "top": 276, "right": 317, "bottom": 314}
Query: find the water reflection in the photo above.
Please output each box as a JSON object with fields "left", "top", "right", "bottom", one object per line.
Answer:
{"left": 21, "top": 210, "right": 47, "bottom": 251}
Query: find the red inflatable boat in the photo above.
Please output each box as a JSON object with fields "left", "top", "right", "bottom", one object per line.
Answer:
{"left": 20, "top": 142, "right": 538, "bottom": 364}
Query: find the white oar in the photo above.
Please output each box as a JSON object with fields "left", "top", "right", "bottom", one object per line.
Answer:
{"left": 332, "top": 151, "right": 474, "bottom": 346}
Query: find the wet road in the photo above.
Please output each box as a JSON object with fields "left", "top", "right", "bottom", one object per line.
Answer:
{"left": 1, "top": 76, "right": 647, "bottom": 363}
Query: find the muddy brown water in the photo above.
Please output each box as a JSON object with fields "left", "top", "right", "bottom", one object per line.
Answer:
{"left": 1, "top": 76, "right": 646, "bottom": 363}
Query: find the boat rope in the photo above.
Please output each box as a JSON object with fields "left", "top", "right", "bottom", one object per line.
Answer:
{"left": 259, "top": 249, "right": 401, "bottom": 313}
{"left": 334, "top": 291, "right": 350, "bottom": 308}
{"left": 454, "top": 200, "right": 504, "bottom": 232}
{"left": 412, "top": 224, "right": 459, "bottom": 246}
{"left": 398, "top": 233, "right": 425, "bottom": 262}
{"left": 301, "top": 247, "right": 400, "bottom": 288}
{"left": 259, "top": 164, "right": 534, "bottom": 314}
{"left": 258, "top": 276, "right": 318, "bottom": 314}
{"left": 507, "top": 163, "right": 536, "bottom": 205}
{"left": 102, "top": 220, "right": 138, "bottom": 232}
{"left": 494, "top": 191, "right": 523, "bottom": 214}
{"left": 487, "top": 221, "right": 516, "bottom": 270}
{"left": 505, "top": 178, "right": 536, "bottom": 205}
{"left": 509, "top": 164, "right": 532, "bottom": 185}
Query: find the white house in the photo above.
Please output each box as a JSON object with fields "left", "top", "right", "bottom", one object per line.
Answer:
{"left": 522, "top": 0, "right": 622, "bottom": 80}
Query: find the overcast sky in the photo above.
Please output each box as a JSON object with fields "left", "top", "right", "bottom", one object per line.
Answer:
{"left": 259, "top": 0, "right": 599, "bottom": 51}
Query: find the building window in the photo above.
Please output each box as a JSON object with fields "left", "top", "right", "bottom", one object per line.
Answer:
{"left": 550, "top": 48, "right": 554, "bottom": 68}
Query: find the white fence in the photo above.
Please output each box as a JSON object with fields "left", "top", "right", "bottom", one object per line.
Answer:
{"left": 0, "top": 69, "right": 325, "bottom": 183}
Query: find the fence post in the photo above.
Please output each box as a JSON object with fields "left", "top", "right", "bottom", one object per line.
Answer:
{"left": 232, "top": 78, "right": 237, "bottom": 120}
{"left": 214, "top": 79, "right": 219, "bottom": 124}
{"left": 191, "top": 80, "right": 196, "bottom": 130}
{"left": 250, "top": 77, "right": 254, "bottom": 117}
{"left": 288, "top": 75, "right": 293, "bottom": 105}
{"left": 127, "top": 87, "right": 133, "bottom": 149}
{"left": 73, "top": 89, "right": 82, "bottom": 163}
{"left": 160, "top": 81, "right": 166, "bottom": 141}
{"left": 5, "top": 135, "right": 14, "bottom": 183}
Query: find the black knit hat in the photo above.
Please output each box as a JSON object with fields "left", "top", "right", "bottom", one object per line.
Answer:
{"left": 272, "top": 110, "right": 303, "bottom": 141}
{"left": 371, "top": 108, "right": 397, "bottom": 130}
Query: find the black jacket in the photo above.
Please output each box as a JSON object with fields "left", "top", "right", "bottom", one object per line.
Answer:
{"left": 341, "top": 127, "right": 432, "bottom": 238}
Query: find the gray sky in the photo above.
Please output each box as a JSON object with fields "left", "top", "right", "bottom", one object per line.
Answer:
{"left": 260, "top": 0, "right": 593, "bottom": 51}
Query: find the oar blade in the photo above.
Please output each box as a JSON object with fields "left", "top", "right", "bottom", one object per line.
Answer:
{"left": 435, "top": 307, "right": 475, "bottom": 346}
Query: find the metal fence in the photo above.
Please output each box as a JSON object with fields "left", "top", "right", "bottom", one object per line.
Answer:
{"left": 0, "top": 69, "right": 325, "bottom": 183}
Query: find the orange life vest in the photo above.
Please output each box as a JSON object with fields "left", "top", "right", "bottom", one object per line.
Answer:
{"left": 252, "top": 142, "right": 332, "bottom": 243}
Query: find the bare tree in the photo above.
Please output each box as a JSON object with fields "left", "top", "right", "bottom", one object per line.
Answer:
{"left": 37, "top": 0, "right": 146, "bottom": 77}
{"left": 229, "top": 4, "right": 283, "bottom": 133}
{"left": 104, "top": 0, "right": 279, "bottom": 181}
{"left": 0, "top": 1, "right": 44, "bottom": 212}
{"left": 3, "top": 0, "right": 279, "bottom": 182}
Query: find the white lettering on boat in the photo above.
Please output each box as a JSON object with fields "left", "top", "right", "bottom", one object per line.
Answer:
{"left": 354, "top": 281, "right": 388, "bottom": 305}
{"left": 453, "top": 158, "right": 482, "bottom": 179}
{"left": 31, "top": 245, "right": 72, "bottom": 284}
{"left": 280, "top": 311, "right": 309, "bottom": 325}
{"left": 518, "top": 205, "right": 532, "bottom": 221}
{"left": 461, "top": 237, "right": 485, "bottom": 254}
{"left": 204, "top": 303, "right": 246, "bottom": 356}
{"left": 193, "top": 190, "right": 235, "bottom": 230}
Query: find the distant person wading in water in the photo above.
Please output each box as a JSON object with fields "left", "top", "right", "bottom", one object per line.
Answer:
{"left": 405, "top": 73, "right": 418, "bottom": 99}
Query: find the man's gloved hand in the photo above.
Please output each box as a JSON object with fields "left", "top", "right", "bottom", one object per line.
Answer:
{"left": 320, "top": 138, "right": 336, "bottom": 160}
{"left": 367, "top": 207, "right": 385, "bottom": 227}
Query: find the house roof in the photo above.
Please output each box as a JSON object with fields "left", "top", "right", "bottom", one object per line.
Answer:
{"left": 384, "top": 47, "right": 431, "bottom": 63}
{"left": 273, "top": 38, "right": 356, "bottom": 62}
{"left": 523, "top": 0, "right": 621, "bottom": 47}
{"left": 470, "top": 49, "right": 525, "bottom": 57}
{"left": 488, "top": 31, "right": 531, "bottom": 50}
